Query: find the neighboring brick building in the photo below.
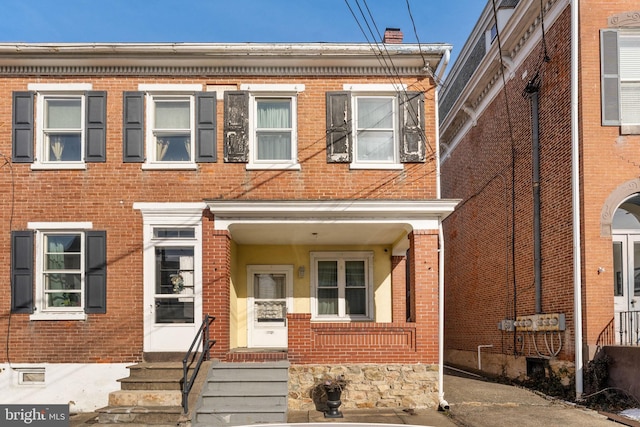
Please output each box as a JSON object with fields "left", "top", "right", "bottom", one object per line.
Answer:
{"left": 0, "top": 33, "right": 457, "bottom": 411}
{"left": 440, "top": 0, "right": 640, "bottom": 396}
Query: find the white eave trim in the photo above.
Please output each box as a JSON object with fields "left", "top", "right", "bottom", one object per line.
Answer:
{"left": 206, "top": 199, "right": 460, "bottom": 224}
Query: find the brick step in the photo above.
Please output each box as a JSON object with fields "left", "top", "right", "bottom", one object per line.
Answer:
{"left": 96, "top": 405, "right": 182, "bottom": 425}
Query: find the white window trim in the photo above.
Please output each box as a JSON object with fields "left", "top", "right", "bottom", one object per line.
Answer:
{"left": 29, "top": 84, "right": 93, "bottom": 171}
{"left": 139, "top": 84, "right": 202, "bottom": 170}
{"left": 134, "top": 202, "right": 204, "bottom": 344}
{"left": 240, "top": 84, "right": 304, "bottom": 170}
{"left": 310, "top": 251, "right": 374, "bottom": 322}
{"left": 28, "top": 222, "right": 93, "bottom": 321}
{"left": 351, "top": 94, "right": 401, "bottom": 170}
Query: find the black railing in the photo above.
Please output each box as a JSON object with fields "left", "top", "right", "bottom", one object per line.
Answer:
{"left": 596, "top": 317, "right": 615, "bottom": 347}
{"left": 616, "top": 310, "right": 640, "bottom": 346}
{"left": 182, "top": 314, "right": 216, "bottom": 414}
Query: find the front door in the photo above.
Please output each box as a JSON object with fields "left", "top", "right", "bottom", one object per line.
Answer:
{"left": 143, "top": 226, "right": 202, "bottom": 352}
{"left": 247, "top": 265, "right": 292, "bottom": 348}
{"left": 612, "top": 234, "right": 640, "bottom": 344}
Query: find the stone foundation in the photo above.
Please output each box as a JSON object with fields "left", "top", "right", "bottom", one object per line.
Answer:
{"left": 288, "top": 364, "right": 439, "bottom": 410}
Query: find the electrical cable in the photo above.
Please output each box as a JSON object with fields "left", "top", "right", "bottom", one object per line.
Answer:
{"left": 1, "top": 151, "right": 16, "bottom": 369}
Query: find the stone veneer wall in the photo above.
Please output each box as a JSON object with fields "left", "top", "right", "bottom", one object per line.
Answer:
{"left": 288, "top": 364, "right": 439, "bottom": 410}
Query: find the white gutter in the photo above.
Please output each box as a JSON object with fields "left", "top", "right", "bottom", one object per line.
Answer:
{"left": 435, "top": 49, "right": 451, "bottom": 411}
{"left": 571, "top": 0, "right": 584, "bottom": 399}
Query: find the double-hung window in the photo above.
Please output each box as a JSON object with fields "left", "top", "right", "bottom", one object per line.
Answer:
{"left": 311, "top": 251, "right": 373, "bottom": 321}
{"left": 326, "top": 85, "right": 425, "bottom": 168}
{"left": 601, "top": 30, "right": 640, "bottom": 132}
{"left": 123, "top": 84, "right": 216, "bottom": 168}
{"left": 223, "top": 84, "right": 303, "bottom": 169}
{"left": 151, "top": 96, "right": 193, "bottom": 163}
{"left": 42, "top": 96, "right": 83, "bottom": 162}
{"left": 12, "top": 84, "right": 107, "bottom": 168}
{"left": 254, "top": 97, "right": 294, "bottom": 163}
{"left": 353, "top": 95, "right": 397, "bottom": 164}
{"left": 11, "top": 223, "right": 107, "bottom": 320}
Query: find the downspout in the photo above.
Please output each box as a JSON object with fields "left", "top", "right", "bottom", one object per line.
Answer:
{"left": 435, "top": 47, "right": 451, "bottom": 411}
{"left": 571, "top": 0, "right": 584, "bottom": 399}
{"left": 524, "top": 80, "right": 542, "bottom": 314}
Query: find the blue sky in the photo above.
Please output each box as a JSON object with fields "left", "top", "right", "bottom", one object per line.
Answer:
{"left": 1, "top": 0, "right": 486, "bottom": 64}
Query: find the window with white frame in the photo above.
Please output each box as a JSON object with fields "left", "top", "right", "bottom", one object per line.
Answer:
{"left": 353, "top": 95, "right": 398, "bottom": 164}
{"left": 226, "top": 84, "right": 303, "bottom": 170}
{"left": 253, "top": 97, "right": 295, "bottom": 163}
{"left": 21, "top": 222, "right": 105, "bottom": 321}
{"left": 41, "top": 96, "right": 83, "bottom": 162}
{"left": 601, "top": 30, "right": 640, "bottom": 129}
{"left": 18, "top": 83, "right": 106, "bottom": 169}
{"left": 148, "top": 94, "right": 195, "bottom": 163}
{"left": 311, "top": 251, "right": 373, "bottom": 320}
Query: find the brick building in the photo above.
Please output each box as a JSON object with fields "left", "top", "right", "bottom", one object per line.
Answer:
{"left": 1, "top": 32, "right": 458, "bottom": 412}
{"left": 440, "top": 0, "right": 640, "bottom": 397}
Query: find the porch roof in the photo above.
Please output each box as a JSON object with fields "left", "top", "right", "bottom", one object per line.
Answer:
{"left": 205, "top": 200, "right": 459, "bottom": 255}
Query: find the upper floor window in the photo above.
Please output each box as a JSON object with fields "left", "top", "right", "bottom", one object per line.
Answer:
{"left": 601, "top": 29, "right": 640, "bottom": 132}
{"left": 12, "top": 84, "right": 106, "bottom": 168}
{"left": 326, "top": 85, "right": 426, "bottom": 169}
{"left": 353, "top": 95, "right": 398, "bottom": 165}
{"left": 224, "top": 84, "right": 304, "bottom": 170}
{"left": 123, "top": 84, "right": 217, "bottom": 168}
{"left": 311, "top": 251, "right": 373, "bottom": 321}
{"left": 150, "top": 95, "right": 194, "bottom": 163}
{"left": 11, "top": 223, "right": 107, "bottom": 320}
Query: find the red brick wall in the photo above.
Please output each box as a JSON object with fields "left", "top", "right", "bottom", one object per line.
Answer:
{"left": 443, "top": 0, "right": 640, "bottom": 367}
{"left": 0, "top": 73, "right": 440, "bottom": 363}
{"left": 442, "top": 6, "right": 575, "bottom": 361}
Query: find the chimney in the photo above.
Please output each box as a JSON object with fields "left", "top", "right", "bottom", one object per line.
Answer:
{"left": 383, "top": 28, "right": 403, "bottom": 44}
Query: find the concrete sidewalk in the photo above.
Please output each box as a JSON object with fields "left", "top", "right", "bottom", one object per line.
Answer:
{"left": 70, "top": 370, "right": 637, "bottom": 427}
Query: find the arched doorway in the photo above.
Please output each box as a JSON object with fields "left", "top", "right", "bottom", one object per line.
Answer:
{"left": 612, "top": 194, "right": 640, "bottom": 344}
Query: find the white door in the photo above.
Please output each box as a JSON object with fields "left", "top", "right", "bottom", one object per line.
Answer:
{"left": 612, "top": 234, "right": 640, "bottom": 344}
{"left": 247, "top": 265, "right": 293, "bottom": 348}
{"left": 143, "top": 226, "right": 202, "bottom": 352}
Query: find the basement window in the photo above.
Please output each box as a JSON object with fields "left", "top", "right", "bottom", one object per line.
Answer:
{"left": 17, "top": 368, "right": 46, "bottom": 385}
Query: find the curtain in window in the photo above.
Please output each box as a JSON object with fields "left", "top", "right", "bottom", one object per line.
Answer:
{"left": 257, "top": 100, "right": 291, "bottom": 160}
{"left": 46, "top": 99, "right": 82, "bottom": 161}
{"left": 356, "top": 98, "right": 394, "bottom": 161}
{"left": 317, "top": 260, "right": 338, "bottom": 315}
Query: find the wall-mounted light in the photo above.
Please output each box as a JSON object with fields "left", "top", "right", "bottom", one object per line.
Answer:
{"left": 298, "top": 266, "right": 305, "bottom": 278}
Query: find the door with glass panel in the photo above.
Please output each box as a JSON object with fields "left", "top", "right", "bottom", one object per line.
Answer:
{"left": 144, "top": 227, "right": 201, "bottom": 352}
{"left": 247, "top": 265, "right": 292, "bottom": 348}
{"left": 612, "top": 234, "right": 640, "bottom": 344}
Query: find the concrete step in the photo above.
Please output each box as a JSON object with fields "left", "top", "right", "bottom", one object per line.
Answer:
{"left": 194, "top": 408, "right": 287, "bottom": 427}
{"left": 203, "top": 379, "right": 287, "bottom": 396}
{"left": 200, "top": 394, "right": 287, "bottom": 411}
{"left": 108, "top": 390, "right": 181, "bottom": 407}
{"left": 96, "top": 405, "right": 182, "bottom": 425}
{"left": 209, "top": 361, "right": 289, "bottom": 382}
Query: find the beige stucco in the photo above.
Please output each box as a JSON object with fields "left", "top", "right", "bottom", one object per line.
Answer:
{"left": 231, "top": 244, "right": 393, "bottom": 348}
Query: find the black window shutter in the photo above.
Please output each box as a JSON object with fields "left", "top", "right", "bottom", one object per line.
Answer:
{"left": 399, "top": 91, "right": 426, "bottom": 163}
{"left": 11, "top": 231, "right": 34, "bottom": 313}
{"left": 85, "top": 91, "right": 107, "bottom": 162}
{"left": 601, "top": 29, "right": 620, "bottom": 126}
{"left": 12, "top": 91, "right": 35, "bottom": 163}
{"left": 326, "top": 91, "right": 352, "bottom": 163}
{"left": 223, "top": 91, "right": 249, "bottom": 163}
{"left": 123, "top": 91, "right": 145, "bottom": 162}
{"left": 195, "top": 91, "right": 217, "bottom": 162}
{"left": 85, "top": 231, "right": 107, "bottom": 314}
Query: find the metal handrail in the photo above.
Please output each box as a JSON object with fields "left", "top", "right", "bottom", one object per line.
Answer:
{"left": 182, "top": 314, "right": 216, "bottom": 414}
{"left": 597, "top": 311, "right": 640, "bottom": 347}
